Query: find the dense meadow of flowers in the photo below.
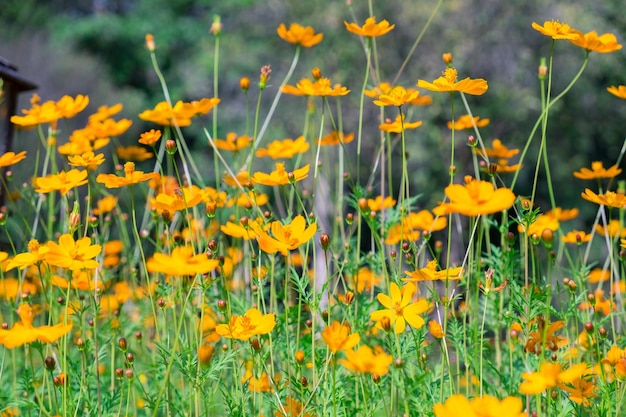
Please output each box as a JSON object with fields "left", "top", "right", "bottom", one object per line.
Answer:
{"left": 0, "top": 4, "right": 625, "bottom": 417}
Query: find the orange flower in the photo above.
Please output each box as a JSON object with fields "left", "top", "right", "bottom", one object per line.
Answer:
{"left": 517, "top": 212, "right": 559, "bottom": 236}
{"left": 0, "top": 304, "right": 72, "bottom": 349}
{"left": 213, "top": 133, "right": 251, "bottom": 152}
{"left": 67, "top": 151, "right": 105, "bottom": 170}
{"left": 321, "top": 321, "right": 360, "bottom": 353}
{"left": 150, "top": 186, "right": 203, "bottom": 213}
{"left": 6, "top": 239, "right": 50, "bottom": 271}
{"left": 215, "top": 308, "right": 276, "bottom": 341}
{"left": 252, "top": 215, "right": 317, "bottom": 256}
{"left": 116, "top": 145, "right": 154, "bottom": 162}
{"left": 147, "top": 246, "right": 219, "bottom": 276}
{"left": 365, "top": 82, "right": 393, "bottom": 98}
{"left": 339, "top": 345, "right": 393, "bottom": 375}
{"left": 138, "top": 129, "right": 162, "bottom": 146}
{"left": 93, "top": 196, "right": 118, "bottom": 215}
{"left": 282, "top": 78, "right": 350, "bottom": 97}
{"left": 275, "top": 397, "right": 314, "bottom": 417}
{"left": 220, "top": 218, "right": 265, "bottom": 240}
{"left": 581, "top": 188, "right": 626, "bottom": 209}
{"left": 190, "top": 98, "right": 220, "bottom": 116}
{"left": 255, "top": 136, "right": 310, "bottom": 159}
{"left": 56, "top": 94, "right": 90, "bottom": 118}
{"left": 370, "top": 282, "right": 429, "bottom": 333}
{"left": 549, "top": 207, "right": 579, "bottom": 221}
{"left": 344, "top": 17, "right": 395, "bottom": 37}
{"left": 434, "top": 394, "right": 526, "bottom": 417}
{"left": 588, "top": 268, "right": 610, "bottom": 284}
{"left": 223, "top": 170, "right": 249, "bottom": 187}
{"left": 353, "top": 267, "right": 382, "bottom": 293}
{"left": 596, "top": 219, "right": 626, "bottom": 238}
{"left": 251, "top": 162, "right": 309, "bottom": 186}
{"left": 433, "top": 176, "right": 515, "bottom": 217}
{"left": 367, "top": 196, "right": 396, "bottom": 212}
{"left": 35, "top": 169, "right": 89, "bottom": 195}
{"left": 241, "top": 369, "right": 276, "bottom": 392}
{"left": 428, "top": 320, "right": 445, "bottom": 339}
{"left": 417, "top": 67, "right": 488, "bottom": 95}
{"left": 531, "top": 21, "right": 578, "bottom": 40}
{"left": 569, "top": 30, "right": 622, "bottom": 53}
{"left": 608, "top": 85, "right": 626, "bottom": 99}
{"left": 96, "top": 162, "right": 160, "bottom": 188}
{"left": 0, "top": 151, "right": 27, "bottom": 168}
{"left": 276, "top": 23, "right": 323, "bottom": 47}
{"left": 523, "top": 318, "right": 567, "bottom": 354}
{"left": 573, "top": 161, "right": 622, "bottom": 180}
{"left": 519, "top": 362, "right": 587, "bottom": 394}
{"left": 579, "top": 289, "right": 613, "bottom": 316}
{"left": 405, "top": 259, "right": 463, "bottom": 282}
{"left": 379, "top": 115, "right": 422, "bottom": 133}
{"left": 138, "top": 101, "right": 196, "bottom": 126}
{"left": 11, "top": 100, "right": 61, "bottom": 128}
{"left": 317, "top": 131, "right": 355, "bottom": 146}
{"left": 561, "top": 230, "right": 592, "bottom": 244}
{"left": 373, "top": 86, "right": 422, "bottom": 107}
{"left": 46, "top": 234, "right": 102, "bottom": 271}
{"left": 447, "top": 114, "right": 490, "bottom": 130}
{"left": 88, "top": 103, "right": 123, "bottom": 123}
{"left": 475, "top": 139, "right": 519, "bottom": 159}
{"left": 488, "top": 159, "right": 522, "bottom": 174}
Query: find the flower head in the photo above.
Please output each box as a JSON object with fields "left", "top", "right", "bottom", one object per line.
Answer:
{"left": 447, "top": 114, "right": 490, "bottom": 130}
{"left": 147, "top": 246, "right": 219, "bottom": 276}
{"left": 317, "top": 131, "right": 355, "bottom": 146}
{"left": 475, "top": 139, "right": 519, "bottom": 159}
{"left": 215, "top": 308, "right": 276, "bottom": 341}
{"left": 519, "top": 362, "right": 588, "bottom": 394}
{"left": 373, "top": 86, "right": 423, "bottom": 107}
{"left": 282, "top": 78, "right": 350, "bottom": 97}
{"left": 379, "top": 115, "right": 422, "bottom": 133}
{"left": 251, "top": 163, "right": 309, "bottom": 186}
{"left": 433, "top": 176, "right": 515, "bottom": 217}
{"left": 116, "top": 145, "right": 154, "bottom": 162}
{"left": 251, "top": 215, "right": 316, "bottom": 256}
{"left": 46, "top": 234, "right": 101, "bottom": 271}
{"left": 214, "top": 133, "right": 252, "bottom": 152}
{"left": 370, "top": 282, "right": 429, "bottom": 333}
{"left": 573, "top": 161, "right": 622, "bottom": 180}
{"left": 434, "top": 394, "right": 526, "bottom": 417}
{"left": 96, "top": 162, "right": 160, "bottom": 188}
{"left": 344, "top": 17, "right": 395, "bottom": 37}
{"left": 67, "top": 151, "right": 105, "bottom": 170}
{"left": 581, "top": 188, "right": 626, "bottom": 209}
{"left": 0, "top": 304, "right": 73, "bottom": 349}
{"left": 321, "top": 321, "right": 360, "bottom": 353}
{"left": 0, "top": 151, "right": 27, "bottom": 168}
{"left": 277, "top": 23, "right": 323, "bottom": 47}
{"left": 608, "top": 85, "right": 626, "bottom": 99}
{"left": 417, "top": 68, "right": 488, "bottom": 95}
{"left": 531, "top": 21, "right": 578, "bottom": 40}
{"left": 138, "top": 129, "right": 162, "bottom": 146}
{"left": 35, "top": 169, "right": 89, "bottom": 195}
{"left": 339, "top": 345, "right": 393, "bottom": 375}
{"left": 569, "top": 30, "right": 622, "bottom": 53}
{"left": 255, "top": 136, "right": 310, "bottom": 159}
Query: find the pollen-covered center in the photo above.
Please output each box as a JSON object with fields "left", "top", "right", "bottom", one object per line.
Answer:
{"left": 443, "top": 67, "right": 458, "bottom": 83}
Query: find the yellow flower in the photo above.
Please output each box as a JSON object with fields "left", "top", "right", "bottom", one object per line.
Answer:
{"left": 138, "top": 129, "right": 162, "bottom": 146}
{"left": 223, "top": 170, "right": 250, "bottom": 187}
{"left": 475, "top": 139, "right": 519, "bottom": 159}
{"left": 251, "top": 162, "right": 309, "bottom": 186}
{"left": 523, "top": 318, "right": 567, "bottom": 354}
{"left": 596, "top": 219, "right": 626, "bottom": 238}
{"left": 255, "top": 136, "right": 310, "bottom": 159}
{"left": 344, "top": 17, "right": 395, "bottom": 37}
{"left": 282, "top": 78, "right": 350, "bottom": 97}
{"left": 220, "top": 218, "right": 265, "bottom": 240}
{"left": 434, "top": 394, "right": 526, "bottom": 417}
{"left": 517, "top": 212, "right": 559, "bottom": 236}
{"left": 87, "top": 118, "right": 132, "bottom": 137}
{"left": 561, "top": 230, "right": 592, "bottom": 244}
{"left": 35, "top": 169, "right": 89, "bottom": 195}
{"left": 581, "top": 188, "right": 626, "bottom": 209}
{"left": 276, "top": 23, "right": 323, "bottom": 47}
{"left": 569, "top": 30, "right": 622, "bottom": 53}
{"left": 417, "top": 68, "right": 488, "bottom": 95}
{"left": 67, "top": 151, "right": 105, "bottom": 170}
{"left": 608, "top": 85, "right": 626, "bottom": 99}
{"left": 488, "top": 159, "right": 522, "bottom": 174}
{"left": 373, "top": 86, "right": 423, "bottom": 107}
{"left": 138, "top": 101, "right": 194, "bottom": 126}
{"left": 339, "top": 345, "right": 393, "bottom": 375}
{"left": 365, "top": 82, "right": 393, "bottom": 98}
{"left": 405, "top": 259, "right": 464, "bottom": 282}
{"left": 213, "top": 133, "right": 252, "bottom": 152}
{"left": 579, "top": 289, "right": 613, "bottom": 315}
{"left": 0, "top": 304, "right": 73, "bottom": 349}
{"left": 0, "top": 151, "right": 27, "bottom": 168}
{"left": 531, "top": 21, "right": 578, "bottom": 40}
{"left": 317, "top": 131, "right": 355, "bottom": 146}
{"left": 252, "top": 215, "right": 317, "bottom": 256}
{"left": 275, "top": 397, "right": 314, "bottom": 417}
{"left": 46, "top": 234, "right": 102, "bottom": 271}
{"left": 147, "top": 246, "right": 219, "bottom": 276}
{"left": 150, "top": 186, "right": 203, "bottom": 213}
{"left": 116, "top": 145, "right": 154, "bottom": 162}
{"left": 588, "top": 268, "right": 610, "bottom": 284}
{"left": 519, "top": 362, "right": 587, "bottom": 395}
{"left": 379, "top": 115, "right": 423, "bottom": 133}
{"left": 215, "top": 308, "right": 276, "bottom": 341}
{"left": 93, "top": 196, "right": 118, "bottom": 215}
{"left": 321, "top": 321, "right": 360, "bottom": 353}
{"left": 0, "top": 278, "right": 38, "bottom": 299}
{"left": 573, "top": 161, "right": 622, "bottom": 180}
{"left": 6, "top": 239, "right": 50, "bottom": 271}
{"left": 241, "top": 369, "right": 277, "bottom": 392}
{"left": 433, "top": 176, "right": 515, "bottom": 217}
{"left": 447, "top": 114, "right": 490, "bottom": 130}
{"left": 88, "top": 103, "right": 123, "bottom": 123}
{"left": 55, "top": 94, "right": 90, "bottom": 118}
{"left": 11, "top": 100, "right": 61, "bottom": 128}
{"left": 428, "top": 320, "right": 445, "bottom": 339}
{"left": 51, "top": 270, "right": 104, "bottom": 291}
{"left": 370, "top": 282, "right": 429, "bottom": 333}
{"left": 367, "top": 196, "right": 396, "bottom": 212}
{"left": 96, "top": 162, "right": 160, "bottom": 188}
{"left": 190, "top": 98, "right": 220, "bottom": 116}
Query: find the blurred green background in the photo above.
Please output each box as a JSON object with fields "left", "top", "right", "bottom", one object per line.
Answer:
{"left": 1, "top": 0, "right": 625, "bottom": 228}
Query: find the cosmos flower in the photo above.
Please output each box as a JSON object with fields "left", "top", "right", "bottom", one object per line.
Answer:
{"left": 276, "top": 23, "right": 323, "bottom": 47}
{"left": 344, "top": 17, "right": 395, "bottom": 37}
{"left": 417, "top": 68, "right": 488, "bottom": 95}
{"left": 215, "top": 308, "right": 276, "bottom": 341}
{"left": 370, "top": 282, "right": 429, "bottom": 333}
